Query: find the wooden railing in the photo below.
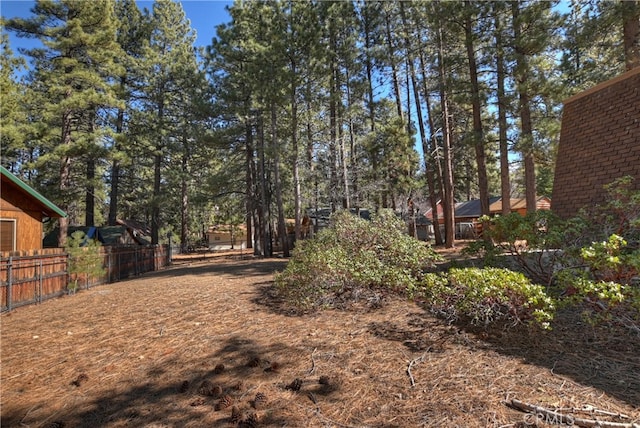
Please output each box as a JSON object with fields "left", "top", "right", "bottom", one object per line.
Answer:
{"left": 1, "top": 245, "right": 170, "bottom": 312}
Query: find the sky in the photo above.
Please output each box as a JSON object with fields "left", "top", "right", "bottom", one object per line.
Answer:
{"left": 1, "top": 0, "right": 234, "bottom": 63}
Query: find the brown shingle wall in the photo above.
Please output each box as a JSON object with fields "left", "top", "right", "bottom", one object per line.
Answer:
{"left": 551, "top": 68, "right": 640, "bottom": 219}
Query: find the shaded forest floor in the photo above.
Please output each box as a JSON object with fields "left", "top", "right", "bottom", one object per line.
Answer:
{"left": 1, "top": 252, "right": 639, "bottom": 427}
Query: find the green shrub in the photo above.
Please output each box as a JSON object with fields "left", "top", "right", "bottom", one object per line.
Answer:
{"left": 556, "top": 234, "right": 640, "bottom": 328}
{"left": 417, "top": 268, "right": 555, "bottom": 329}
{"left": 275, "top": 209, "right": 441, "bottom": 310}
{"left": 66, "top": 231, "right": 106, "bottom": 292}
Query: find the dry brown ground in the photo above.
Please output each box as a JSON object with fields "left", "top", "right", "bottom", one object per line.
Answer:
{"left": 1, "top": 251, "right": 639, "bottom": 428}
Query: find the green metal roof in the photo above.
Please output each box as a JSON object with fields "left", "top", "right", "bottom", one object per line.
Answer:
{"left": 0, "top": 166, "right": 67, "bottom": 218}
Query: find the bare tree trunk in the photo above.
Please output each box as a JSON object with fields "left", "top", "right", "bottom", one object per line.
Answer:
{"left": 256, "top": 111, "right": 269, "bottom": 257}
{"left": 290, "top": 65, "right": 302, "bottom": 241}
{"left": 512, "top": 1, "right": 537, "bottom": 213}
{"left": 338, "top": 92, "right": 350, "bottom": 210}
{"left": 180, "top": 151, "right": 189, "bottom": 253}
{"left": 384, "top": 4, "right": 403, "bottom": 119}
{"left": 400, "top": 1, "right": 429, "bottom": 239}
{"left": 437, "top": 24, "right": 456, "bottom": 248}
{"left": 271, "top": 101, "right": 289, "bottom": 258}
{"left": 58, "top": 112, "right": 72, "bottom": 247}
{"left": 245, "top": 111, "right": 254, "bottom": 250}
{"left": 417, "top": 53, "right": 444, "bottom": 245}
{"left": 494, "top": 4, "right": 512, "bottom": 216}
{"left": 345, "top": 67, "right": 359, "bottom": 212}
{"left": 329, "top": 32, "right": 340, "bottom": 212}
{"left": 363, "top": 5, "right": 376, "bottom": 133}
{"left": 151, "top": 94, "right": 164, "bottom": 245}
{"left": 464, "top": 4, "right": 490, "bottom": 240}
{"left": 85, "top": 158, "right": 95, "bottom": 227}
{"left": 108, "top": 106, "right": 124, "bottom": 226}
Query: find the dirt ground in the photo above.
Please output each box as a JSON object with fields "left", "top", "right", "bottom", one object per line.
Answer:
{"left": 1, "top": 251, "right": 639, "bottom": 427}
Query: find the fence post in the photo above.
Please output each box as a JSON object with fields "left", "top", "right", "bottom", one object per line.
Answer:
{"left": 7, "top": 257, "right": 13, "bottom": 312}
{"left": 39, "top": 258, "right": 44, "bottom": 303}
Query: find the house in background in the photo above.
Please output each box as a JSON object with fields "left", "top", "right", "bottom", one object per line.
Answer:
{"left": 42, "top": 220, "right": 151, "bottom": 248}
{"left": 0, "top": 166, "right": 66, "bottom": 252}
{"left": 425, "top": 196, "right": 551, "bottom": 239}
{"left": 489, "top": 196, "right": 551, "bottom": 216}
{"left": 206, "top": 224, "right": 246, "bottom": 250}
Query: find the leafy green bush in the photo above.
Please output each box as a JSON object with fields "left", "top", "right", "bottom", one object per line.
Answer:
{"left": 464, "top": 177, "right": 640, "bottom": 331}
{"left": 556, "top": 234, "right": 640, "bottom": 329}
{"left": 275, "top": 209, "right": 441, "bottom": 310}
{"left": 416, "top": 268, "right": 555, "bottom": 329}
{"left": 464, "top": 210, "right": 584, "bottom": 285}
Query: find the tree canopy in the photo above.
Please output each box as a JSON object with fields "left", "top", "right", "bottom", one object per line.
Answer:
{"left": 2, "top": 0, "right": 637, "bottom": 252}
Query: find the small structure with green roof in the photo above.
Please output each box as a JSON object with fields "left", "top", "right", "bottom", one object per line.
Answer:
{"left": 0, "top": 166, "right": 66, "bottom": 252}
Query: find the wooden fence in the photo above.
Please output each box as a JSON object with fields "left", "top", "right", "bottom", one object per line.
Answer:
{"left": 1, "top": 245, "right": 170, "bottom": 312}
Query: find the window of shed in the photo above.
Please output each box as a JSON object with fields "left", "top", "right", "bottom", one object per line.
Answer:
{"left": 1, "top": 219, "right": 17, "bottom": 252}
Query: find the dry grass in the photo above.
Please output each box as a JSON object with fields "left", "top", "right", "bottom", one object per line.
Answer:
{"left": 1, "top": 252, "right": 639, "bottom": 427}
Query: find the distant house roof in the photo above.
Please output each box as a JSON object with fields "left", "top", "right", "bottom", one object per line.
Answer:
{"left": 307, "top": 208, "right": 372, "bottom": 223}
{"left": 116, "top": 218, "right": 151, "bottom": 236}
{"left": 43, "top": 225, "right": 150, "bottom": 248}
{"left": 489, "top": 196, "right": 551, "bottom": 213}
{"left": 0, "top": 166, "right": 66, "bottom": 218}
{"left": 454, "top": 197, "right": 501, "bottom": 219}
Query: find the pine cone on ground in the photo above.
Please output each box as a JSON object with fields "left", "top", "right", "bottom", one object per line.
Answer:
{"left": 213, "top": 363, "right": 225, "bottom": 374}
{"left": 230, "top": 406, "right": 243, "bottom": 424}
{"left": 285, "top": 378, "right": 303, "bottom": 392}
{"left": 178, "top": 380, "right": 190, "bottom": 393}
{"left": 215, "top": 394, "right": 234, "bottom": 411}
{"left": 198, "top": 380, "right": 217, "bottom": 396}
{"left": 246, "top": 356, "right": 261, "bottom": 367}
{"left": 318, "top": 374, "right": 340, "bottom": 392}
{"left": 252, "top": 392, "right": 267, "bottom": 409}
{"left": 243, "top": 412, "right": 258, "bottom": 427}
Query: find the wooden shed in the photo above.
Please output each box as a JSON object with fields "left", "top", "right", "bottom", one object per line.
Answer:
{"left": 0, "top": 166, "right": 66, "bottom": 252}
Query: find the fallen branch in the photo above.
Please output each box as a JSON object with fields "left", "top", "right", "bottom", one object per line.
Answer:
{"left": 555, "top": 405, "right": 632, "bottom": 420}
{"left": 506, "top": 399, "right": 640, "bottom": 428}
{"left": 406, "top": 349, "right": 430, "bottom": 387}
{"left": 308, "top": 347, "right": 317, "bottom": 375}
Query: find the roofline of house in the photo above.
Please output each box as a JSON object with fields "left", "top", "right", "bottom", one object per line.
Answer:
{"left": 563, "top": 67, "right": 640, "bottom": 105}
{"left": 0, "top": 166, "right": 67, "bottom": 218}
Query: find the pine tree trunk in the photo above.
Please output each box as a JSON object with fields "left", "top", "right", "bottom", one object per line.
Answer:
{"left": 384, "top": 6, "right": 403, "bottom": 120}
{"left": 437, "top": 24, "right": 456, "bottom": 248}
{"left": 85, "top": 158, "right": 95, "bottom": 226}
{"left": 152, "top": 95, "right": 164, "bottom": 246}
{"left": 329, "top": 32, "right": 340, "bottom": 212}
{"left": 418, "top": 46, "right": 444, "bottom": 246}
{"left": 512, "top": 2, "right": 537, "bottom": 213}
{"left": 272, "top": 101, "right": 289, "bottom": 258}
{"left": 290, "top": 70, "right": 302, "bottom": 241}
{"left": 108, "top": 105, "right": 124, "bottom": 226}
{"left": 245, "top": 111, "right": 254, "bottom": 250}
{"left": 464, "top": 5, "right": 490, "bottom": 238}
{"left": 58, "top": 111, "right": 73, "bottom": 248}
{"left": 256, "top": 111, "right": 270, "bottom": 257}
{"left": 494, "top": 4, "right": 512, "bottom": 216}
{"left": 180, "top": 148, "right": 189, "bottom": 254}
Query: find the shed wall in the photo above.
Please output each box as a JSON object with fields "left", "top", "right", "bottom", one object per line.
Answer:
{"left": 0, "top": 188, "right": 44, "bottom": 251}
